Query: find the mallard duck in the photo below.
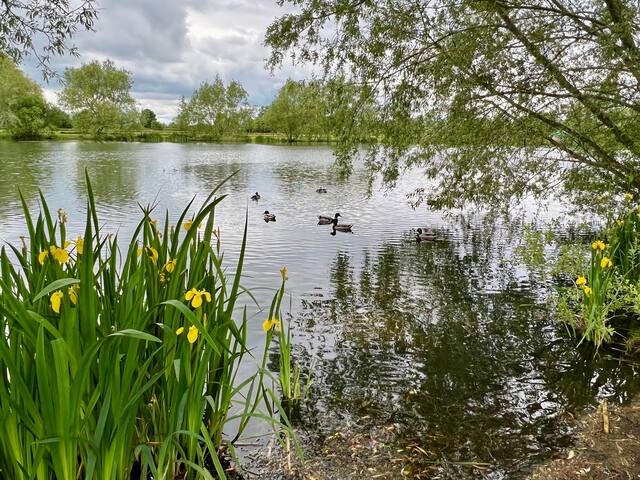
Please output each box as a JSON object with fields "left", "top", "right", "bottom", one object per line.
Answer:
{"left": 416, "top": 228, "right": 436, "bottom": 242}
{"left": 251, "top": 192, "right": 261, "bottom": 201}
{"left": 316, "top": 187, "right": 327, "bottom": 193}
{"left": 318, "top": 212, "right": 340, "bottom": 225}
{"left": 332, "top": 216, "right": 353, "bottom": 232}
{"left": 263, "top": 210, "right": 276, "bottom": 222}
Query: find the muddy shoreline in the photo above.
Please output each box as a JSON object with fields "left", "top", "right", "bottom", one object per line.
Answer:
{"left": 244, "top": 397, "right": 640, "bottom": 479}
{"left": 529, "top": 398, "right": 640, "bottom": 480}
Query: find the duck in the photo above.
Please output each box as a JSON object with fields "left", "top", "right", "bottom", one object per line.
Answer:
{"left": 318, "top": 212, "right": 340, "bottom": 225}
{"left": 332, "top": 216, "right": 353, "bottom": 232}
{"left": 316, "top": 187, "right": 328, "bottom": 193}
{"left": 263, "top": 210, "right": 276, "bottom": 222}
{"left": 251, "top": 192, "right": 261, "bottom": 201}
{"left": 416, "top": 228, "right": 436, "bottom": 242}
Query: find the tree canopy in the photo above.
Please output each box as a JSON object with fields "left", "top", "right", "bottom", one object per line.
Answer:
{"left": 0, "top": 56, "right": 48, "bottom": 138}
{"left": 141, "top": 108, "right": 161, "bottom": 129}
{"left": 59, "top": 59, "right": 138, "bottom": 135}
{"left": 260, "top": 80, "right": 326, "bottom": 142}
{"left": 266, "top": 0, "right": 640, "bottom": 210}
{"left": 175, "top": 76, "right": 250, "bottom": 138}
{"left": 0, "top": 0, "right": 98, "bottom": 79}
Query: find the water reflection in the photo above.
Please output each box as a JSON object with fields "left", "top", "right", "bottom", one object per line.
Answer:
{"left": 1, "top": 141, "right": 638, "bottom": 478}
{"left": 293, "top": 231, "right": 640, "bottom": 477}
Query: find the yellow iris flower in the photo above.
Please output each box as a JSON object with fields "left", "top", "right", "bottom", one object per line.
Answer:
{"left": 38, "top": 250, "right": 49, "bottom": 265}
{"left": 187, "top": 325, "right": 199, "bottom": 344}
{"left": 576, "top": 276, "right": 587, "bottom": 286}
{"left": 176, "top": 326, "right": 185, "bottom": 335}
{"left": 50, "top": 290, "right": 64, "bottom": 313}
{"left": 137, "top": 245, "right": 159, "bottom": 263}
{"left": 68, "top": 285, "right": 79, "bottom": 305}
{"left": 280, "top": 266, "right": 288, "bottom": 281}
{"left": 185, "top": 288, "right": 212, "bottom": 308}
{"left": 164, "top": 259, "right": 176, "bottom": 273}
{"left": 49, "top": 246, "right": 70, "bottom": 264}
{"left": 75, "top": 237, "right": 84, "bottom": 255}
{"left": 600, "top": 257, "right": 613, "bottom": 269}
{"left": 583, "top": 286, "right": 592, "bottom": 296}
{"left": 262, "top": 318, "right": 281, "bottom": 332}
{"left": 183, "top": 219, "right": 202, "bottom": 231}
{"left": 591, "top": 240, "right": 606, "bottom": 251}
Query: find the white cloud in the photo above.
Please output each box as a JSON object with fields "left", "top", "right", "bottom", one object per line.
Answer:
{"left": 23, "top": 0, "right": 309, "bottom": 122}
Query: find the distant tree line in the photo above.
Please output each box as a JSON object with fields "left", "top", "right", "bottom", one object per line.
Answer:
{"left": 0, "top": 57, "right": 376, "bottom": 142}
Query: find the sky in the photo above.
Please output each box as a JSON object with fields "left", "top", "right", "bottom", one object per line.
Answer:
{"left": 23, "top": 0, "right": 307, "bottom": 122}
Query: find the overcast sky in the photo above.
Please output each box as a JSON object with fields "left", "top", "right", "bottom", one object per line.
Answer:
{"left": 23, "top": 0, "right": 308, "bottom": 122}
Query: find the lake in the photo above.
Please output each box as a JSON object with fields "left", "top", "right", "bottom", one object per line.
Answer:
{"left": 1, "top": 140, "right": 639, "bottom": 478}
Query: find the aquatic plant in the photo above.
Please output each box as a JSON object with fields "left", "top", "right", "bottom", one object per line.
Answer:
{"left": 559, "top": 195, "right": 640, "bottom": 350}
{"left": 0, "top": 172, "right": 290, "bottom": 479}
{"left": 262, "top": 266, "right": 311, "bottom": 404}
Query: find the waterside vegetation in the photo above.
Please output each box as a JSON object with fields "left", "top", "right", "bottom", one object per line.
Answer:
{"left": 0, "top": 172, "right": 298, "bottom": 479}
{"left": 558, "top": 194, "right": 640, "bottom": 352}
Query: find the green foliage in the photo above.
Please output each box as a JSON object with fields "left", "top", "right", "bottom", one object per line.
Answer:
{"left": 557, "top": 197, "right": 640, "bottom": 349}
{"left": 6, "top": 95, "right": 48, "bottom": 139}
{"left": 0, "top": 1, "right": 97, "bottom": 79}
{"left": 0, "top": 56, "right": 48, "bottom": 139}
{"left": 256, "top": 77, "right": 376, "bottom": 148}
{"left": 0, "top": 173, "right": 291, "bottom": 479}
{"left": 140, "top": 108, "right": 161, "bottom": 129}
{"left": 514, "top": 226, "right": 555, "bottom": 275}
{"left": 44, "top": 104, "right": 72, "bottom": 129}
{"left": 551, "top": 244, "right": 589, "bottom": 280}
{"left": 175, "top": 76, "right": 250, "bottom": 139}
{"left": 59, "top": 59, "right": 138, "bottom": 136}
{"left": 261, "top": 80, "right": 326, "bottom": 142}
{"left": 573, "top": 243, "right": 618, "bottom": 347}
{"left": 266, "top": 1, "right": 640, "bottom": 210}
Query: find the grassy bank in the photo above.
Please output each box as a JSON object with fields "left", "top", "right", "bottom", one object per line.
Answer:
{"left": 0, "top": 128, "right": 337, "bottom": 145}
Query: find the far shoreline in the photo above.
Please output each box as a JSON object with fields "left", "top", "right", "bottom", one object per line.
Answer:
{"left": 0, "top": 129, "right": 339, "bottom": 146}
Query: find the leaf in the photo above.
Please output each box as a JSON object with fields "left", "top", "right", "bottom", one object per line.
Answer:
{"left": 109, "top": 329, "right": 161, "bottom": 343}
{"left": 32, "top": 277, "right": 80, "bottom": 302}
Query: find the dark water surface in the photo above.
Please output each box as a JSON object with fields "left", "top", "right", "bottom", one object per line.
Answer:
{"left": 1, "top": 141, "right": 639, "bottom": 478}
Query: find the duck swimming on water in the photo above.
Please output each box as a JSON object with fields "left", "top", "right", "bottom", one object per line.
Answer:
{"left": 318, "top": 212, "right": 340, "bottom": 225}
{"left": 251, "top": 192, "right": 261, "bottom": 201}
{"left": 331, "top": 215, "right": 353, "bottom": 233}
{"left": 316, "top": 187, "right": 328, "bottom": 193}
{"left": 416, "top": 228, "right": 436, "bottom": 242}
{"left": 263, "top": 210, "right": 276, "bottom": 222}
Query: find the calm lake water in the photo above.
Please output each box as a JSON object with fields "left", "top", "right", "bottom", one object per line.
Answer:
{"left": 1, "top": 141, "right": 639, "bottom": 478}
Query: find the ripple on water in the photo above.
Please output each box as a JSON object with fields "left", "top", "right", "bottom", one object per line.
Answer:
{"left": 1, "top": 141, "right": 639, "bottom": 478}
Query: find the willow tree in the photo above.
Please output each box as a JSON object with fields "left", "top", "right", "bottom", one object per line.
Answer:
{"left": 175, "top": 77, "right": 250, "bottom": 138}
{"left": 266, "top": 1, "right": 640, "bottom": 210}
{"left": 0, "top": 0, "right": 98, "bottom": 79}
{"left": 59, "top": 59, "right": 138, "bottom": 135}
